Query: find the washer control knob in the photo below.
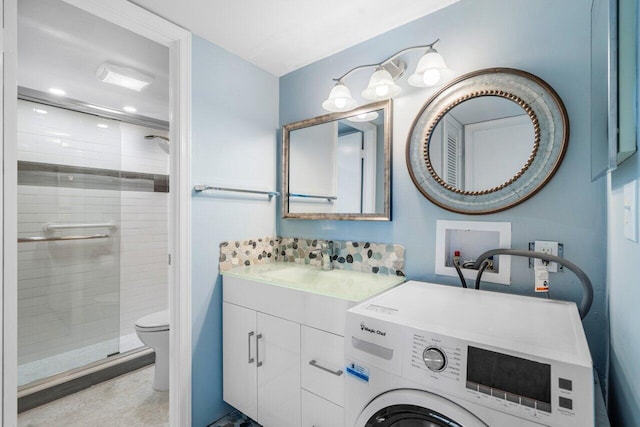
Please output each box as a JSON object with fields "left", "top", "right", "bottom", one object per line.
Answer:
{"left": 423, "top": 346, "right": 447, "bottom": 372}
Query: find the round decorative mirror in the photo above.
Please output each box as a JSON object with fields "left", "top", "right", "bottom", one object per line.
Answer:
{"left": 406, "top": 68, "right": 569, "bottom": 214}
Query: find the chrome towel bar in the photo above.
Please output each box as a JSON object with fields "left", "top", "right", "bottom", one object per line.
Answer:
{"left": 289, "top": 193, "right": 337, "bottom": 202}
{"left": 193, "top": 184, "right": 280, "bottom": 199}
{"left": 18, "top": 234, "right": 110, "bottom": 243}
{"left": 44, "top": 222, "right": 118, "bottom": 231}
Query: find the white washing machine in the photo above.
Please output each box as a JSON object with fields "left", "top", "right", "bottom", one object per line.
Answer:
{"left": 344, "top": 281, "right": 594, "bottom": 427}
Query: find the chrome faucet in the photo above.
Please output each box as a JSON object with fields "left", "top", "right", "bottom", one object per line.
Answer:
{"left": 311, "top": 242, "right": 333, "bottom": 270}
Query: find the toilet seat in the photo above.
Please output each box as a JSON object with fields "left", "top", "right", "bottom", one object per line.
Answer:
{"left": 135, "top": 310, "right": 169, "bottom": 332}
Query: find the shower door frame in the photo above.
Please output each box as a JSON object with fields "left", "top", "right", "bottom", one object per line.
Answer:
{"left": 1, "top": 1, "right": 193, "bottom": 426}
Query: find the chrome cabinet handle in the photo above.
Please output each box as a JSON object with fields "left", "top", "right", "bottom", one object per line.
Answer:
{"left": 248, "top": 331, "right": 255, "bottom": 364}
{"left": 308, "top": 359, "right": 343, "bottom": 376}
{"left": 256, "top": 333, "right": 263, "bottom": 367}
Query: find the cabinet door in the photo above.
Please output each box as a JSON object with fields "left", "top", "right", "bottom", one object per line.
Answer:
{"left": 256, "top": 312, "right": 301, "bottom": 427}
{"left": 223, "top": 302, "right": 258, "bottom": 421}
{"left": 302, "top": 389, "right": 344, "bottom": 427}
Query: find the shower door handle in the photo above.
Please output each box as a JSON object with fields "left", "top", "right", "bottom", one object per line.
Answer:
{"left": 248, "top": 331, "right": 255, "bottom": 364}
{"left": 256, "top": 333, "right": 263, "bottom": 367}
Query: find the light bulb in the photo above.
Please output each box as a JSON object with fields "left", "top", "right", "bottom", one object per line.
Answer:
{"left": 334, "top": 98, "right": 347, "bottom": 109}
{"left": 423, "top": 69, "right": 441, "bottom": 86}
{"left": 357, "top": 114, "right": 367, "bottom": 119}
{"left": 375, "top": 85, "right": 390, "bottom": 97}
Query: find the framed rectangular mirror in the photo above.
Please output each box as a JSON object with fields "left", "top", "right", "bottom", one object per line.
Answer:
{"left": 282, "top": 100, "right": 392, "bottom": 220}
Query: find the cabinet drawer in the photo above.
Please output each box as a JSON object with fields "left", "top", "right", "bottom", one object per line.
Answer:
{"left": 301, "top": 325, "right": 344, "bottom": 406}
{"left": 302, "top": 390, "right": 344, "bottom": 427}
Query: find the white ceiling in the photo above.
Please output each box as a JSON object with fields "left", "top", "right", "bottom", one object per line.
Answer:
{"left": 17, "top": 0, "right": 459, "bottom": 124}
{"left": 128, "top": 0, "right": 460, "bottom": 76}
{"left": 18, "top": 0, "right": 170, "bottom": 122}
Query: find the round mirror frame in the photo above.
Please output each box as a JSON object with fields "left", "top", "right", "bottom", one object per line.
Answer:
{"left": 406, "top": 68, "right": 569, "bottom": 214}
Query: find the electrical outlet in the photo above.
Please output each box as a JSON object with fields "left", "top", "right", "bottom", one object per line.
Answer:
{"left": 533, "top": 240, "right": 559, "bottom": 272}
{"left": 624, "top": 180, "right": 638, "bottom": 241}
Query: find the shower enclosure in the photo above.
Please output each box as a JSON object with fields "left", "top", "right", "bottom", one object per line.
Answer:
{"left": 16, "top": 98, "right": 169, "bottom": 387}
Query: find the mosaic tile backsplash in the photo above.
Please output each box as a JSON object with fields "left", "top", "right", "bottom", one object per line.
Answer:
{"left": 218, "top": 237, "right": 280, "bottom": 271}
{"left": 219, "top": 236, "right": 405, "bottom": 276}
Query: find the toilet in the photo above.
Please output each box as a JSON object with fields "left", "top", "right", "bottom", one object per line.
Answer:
{"left": 135, "top": 310, "right": 170, "bottom": 391}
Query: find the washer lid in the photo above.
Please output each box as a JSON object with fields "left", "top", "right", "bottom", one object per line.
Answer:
{"left": 135, "top": 310, "right": 169, "bottom": 330}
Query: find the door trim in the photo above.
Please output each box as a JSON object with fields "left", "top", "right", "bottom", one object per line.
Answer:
{"left": 3, "top": 1, "right": 192, "bottom": 425}
{"left": 2, "top": 0, "right": 18, "bottom": 424}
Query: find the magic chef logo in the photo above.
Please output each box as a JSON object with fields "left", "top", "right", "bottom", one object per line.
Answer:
{"left": 360, "top": 322, "right": 386, "bottom": 336}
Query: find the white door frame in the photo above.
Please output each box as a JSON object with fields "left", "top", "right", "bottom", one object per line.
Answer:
{"left": 2, "top": 0, "right": 18, "bottom": 424}
{"left": 2, "top": 1, "right": 192, "bottom": 426}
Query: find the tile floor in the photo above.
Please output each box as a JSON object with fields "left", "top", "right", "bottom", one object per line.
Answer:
{"left": 209, "top": 410, "right": 261, "bottom": 427}
{"left": 18, "top": 365, "right": 168, "bottom": 427}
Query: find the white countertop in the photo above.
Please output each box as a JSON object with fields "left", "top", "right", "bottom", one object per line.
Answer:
{"left": 222, "top": 262, "right": 405, "bottom": 302}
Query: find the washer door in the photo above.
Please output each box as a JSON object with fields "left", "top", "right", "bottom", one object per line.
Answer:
{"left": 355, "top": 389, "right": 488, "bottom": 427}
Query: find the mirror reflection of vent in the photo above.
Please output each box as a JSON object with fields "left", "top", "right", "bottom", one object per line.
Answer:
{"left": 446, "top": 134, "right": 458, "bottom": 186}
{"left": 443, "top": 115, "right": 463, "bottom": 188}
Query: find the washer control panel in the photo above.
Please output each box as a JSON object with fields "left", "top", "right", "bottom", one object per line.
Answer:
{"left": 404, "top": 327, "right": 594, "bottom": 427}
{"left": 409, "top": 332, "right": 462, "bottom": 384}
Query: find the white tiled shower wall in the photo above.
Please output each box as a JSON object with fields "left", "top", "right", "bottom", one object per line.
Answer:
{"left": 17, "top": 100, "right": 168, "bottom": 383}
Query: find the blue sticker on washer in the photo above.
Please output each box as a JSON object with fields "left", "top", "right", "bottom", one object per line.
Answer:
{"left": 346, "top": 362, "right": 370, "bottom": 383}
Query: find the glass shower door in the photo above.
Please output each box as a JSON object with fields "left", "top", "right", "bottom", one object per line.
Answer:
{"left": 16, "top": 100, "right": 122, "bottom": 386}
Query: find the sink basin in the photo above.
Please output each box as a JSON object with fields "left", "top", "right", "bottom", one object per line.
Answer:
{"left": 261, "top": 265, "right": 320, "bottom": 283}
{"left": 222, "top": 262, "right": 404, "bottom": 302}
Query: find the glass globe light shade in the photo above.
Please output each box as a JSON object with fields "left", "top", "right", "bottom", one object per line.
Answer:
{"left": 321, "top": 83, "right": 357, "bottom": 112}
{"left": 362, "top": 69, "right": 401, "bottom": 100}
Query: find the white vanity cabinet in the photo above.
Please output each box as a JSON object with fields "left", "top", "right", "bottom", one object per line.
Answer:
{"left": 222, "top": 264, "right": 404, "bottom": 427}
{"left": 223, "top": 301, "right": 301, "bottom": 427}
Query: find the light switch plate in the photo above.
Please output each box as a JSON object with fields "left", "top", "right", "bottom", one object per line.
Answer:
{"left": 623, "top": 180, "right": 637, "bottom": 242}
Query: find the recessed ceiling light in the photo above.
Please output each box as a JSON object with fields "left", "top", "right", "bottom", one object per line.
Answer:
{"left": 123, "top": 106, "right": 137, "bottom": 113}
{"left": 48, "top": 88, "right": 66, "bottom": 96}
{"left": 96, "top": 63, "right": 153, "bottom": 92}
{"left": 97, "top": 123, "right": 109, "bottom": 129}
{"left": 33, "top": 108, "right": 48, "bottom": 114}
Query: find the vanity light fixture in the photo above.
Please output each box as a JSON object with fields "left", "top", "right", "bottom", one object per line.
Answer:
{"left": 408, "top": 46, "right": 448, "bottom": 87}
{"left": 96, "top": 63, "right": 153, "bottom": 92}
{"left": 322, "top": 83, "right": 358, "bottom": 112}
{"left": 322, "top": 39, "right": 447, "bottom": 112}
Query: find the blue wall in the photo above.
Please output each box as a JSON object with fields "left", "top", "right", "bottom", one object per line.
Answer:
{"left": 279, "top": 0, "right": 609, "bottom": 384}
{"left": 192, "top": 35, "right": 278, "bottom": 426}
{"left": 607, "top": 1, "right": 640, "bottom": 423}
{"left": 608, "top": 155, "right": 640, "bottom": 426}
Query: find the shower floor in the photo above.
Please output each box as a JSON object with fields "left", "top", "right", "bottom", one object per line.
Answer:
{"left": 19, "top": 332, "right": 143, "bottom": 386}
